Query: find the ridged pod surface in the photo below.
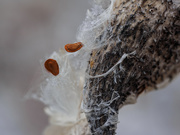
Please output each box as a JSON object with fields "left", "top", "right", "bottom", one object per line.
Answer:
{"left": 83, "top": 0, "right": 180, "bottom": 134}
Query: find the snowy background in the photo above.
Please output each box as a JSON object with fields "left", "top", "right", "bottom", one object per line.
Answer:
{"left": 0, "top": 0, "right": 179, "bottom": 135}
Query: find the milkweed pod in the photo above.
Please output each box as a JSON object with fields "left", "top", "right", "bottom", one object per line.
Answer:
{"left": 64, "top": 42, "right": 83, "bottom": 52}
{"left": 44, "top": 59, "right": 59, "bottom": 76}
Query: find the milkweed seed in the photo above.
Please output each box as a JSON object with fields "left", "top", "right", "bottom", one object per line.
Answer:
{"left": 64, "top": 42, "right": 83, "bottom": 52}
{"left": 44, "top": 59, "right": 59, "bottom": 76}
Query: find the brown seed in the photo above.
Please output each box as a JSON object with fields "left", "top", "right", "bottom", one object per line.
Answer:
{"left": 64, "top": 42, "right": 83, "bottom": 52}
{"left": 44, "top": 59, "right": 59, "bottom": 76}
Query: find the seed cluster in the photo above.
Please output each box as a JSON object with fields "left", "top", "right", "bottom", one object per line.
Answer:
{"left": 44, "top": 42, "right": 83, "bottom": 75}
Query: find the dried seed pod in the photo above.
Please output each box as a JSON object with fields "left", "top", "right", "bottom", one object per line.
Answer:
{"left": 65, "top": 42, "right": 83, "bottom": 52}
{"left": 44, "top": 59, "right": 59, "bottom": 76}
{"left": 82, "top": 0, "right": 180, "bottom": 134}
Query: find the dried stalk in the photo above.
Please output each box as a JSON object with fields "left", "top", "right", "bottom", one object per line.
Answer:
{"left": 83, "top": 0, "right": 180, "bottom": 134}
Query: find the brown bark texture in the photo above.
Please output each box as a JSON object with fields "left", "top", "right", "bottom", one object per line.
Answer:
{"left": 83, "top": 0, "right": 180, "bottom": 134}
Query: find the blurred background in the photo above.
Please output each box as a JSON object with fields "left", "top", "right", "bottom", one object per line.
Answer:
{"left": 0, "top": 0, "right": 179, "bottom": 135}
